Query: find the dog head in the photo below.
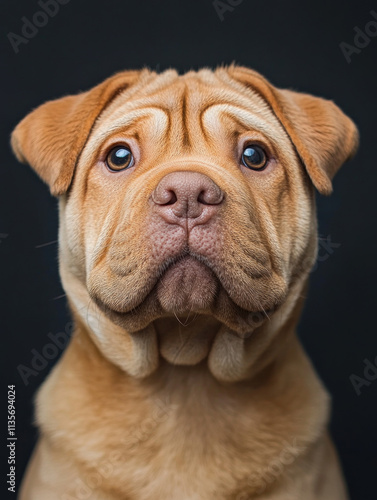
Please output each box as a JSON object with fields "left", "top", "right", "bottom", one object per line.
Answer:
{"left": 11, "top": 66, "right": 358, "bottom": 381}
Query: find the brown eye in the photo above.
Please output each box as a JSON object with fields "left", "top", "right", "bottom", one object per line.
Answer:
{"left": 106, "top": 146, "right": 133, "bottom": 171}
{"left": 241, "top": 145, "right": 268, "bottom": 171}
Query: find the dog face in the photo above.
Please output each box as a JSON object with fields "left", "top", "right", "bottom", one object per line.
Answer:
{"left": 11, "top": 66, "right": 358, "bottom": 380}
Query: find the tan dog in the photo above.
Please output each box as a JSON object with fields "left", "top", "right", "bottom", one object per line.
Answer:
{"left": 12, "top": 66, "right": 358, "bottom": 500}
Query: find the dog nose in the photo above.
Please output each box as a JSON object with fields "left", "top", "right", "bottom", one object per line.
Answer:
{"left": 151, "top": 172, "right": 224, "bottom": 225}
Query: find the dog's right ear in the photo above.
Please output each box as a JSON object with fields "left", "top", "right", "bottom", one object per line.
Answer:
{"left": 11, "top": 70, "right": 145, "bottom": 196}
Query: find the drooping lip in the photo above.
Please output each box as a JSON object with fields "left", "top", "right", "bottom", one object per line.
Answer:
{"left": 90, "top": 249, "right": 282, "bottom": 334}
{"left": 96, "top": 236, "right": 274, "bottom": 315}
{"left": 90, "top": 251, "right": 213, "bottom": 315}
{"left": 92, "top": 280, "right": 280, "bottom": 339}
{"left": 156, "top": 254, "right": 219, "bottom": 314}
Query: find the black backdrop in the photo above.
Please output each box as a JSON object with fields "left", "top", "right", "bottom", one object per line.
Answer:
{"left": 1, "top": 0, "right": 377, "bottom": 498}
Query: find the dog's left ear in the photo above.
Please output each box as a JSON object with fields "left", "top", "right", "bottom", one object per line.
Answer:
{"left": 226, "top": 66, "right": 359, "bottom": 195}
{"left": 11, "top": 70, "right": 145, "bottom": 196}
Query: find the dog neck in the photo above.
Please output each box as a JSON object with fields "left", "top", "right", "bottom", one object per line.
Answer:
{"left": 35, "top": 273, "right": 330, "bottom": 498}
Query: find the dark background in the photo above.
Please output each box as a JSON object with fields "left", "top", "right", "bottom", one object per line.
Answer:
{"left": 1, "top": 0, "right": 376, "bottom": 498}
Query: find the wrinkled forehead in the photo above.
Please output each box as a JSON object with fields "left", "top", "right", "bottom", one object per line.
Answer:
{"left": 86, "top": 69, "right": 291, "bottom": 157}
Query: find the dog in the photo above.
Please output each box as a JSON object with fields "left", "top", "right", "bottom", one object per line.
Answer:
{"left": 12, "top": 65, "right": 358, "bottom": 499}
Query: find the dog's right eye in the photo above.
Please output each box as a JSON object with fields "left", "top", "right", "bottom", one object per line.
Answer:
{"left": 241, "top": 145, "right": 268, "bottom": 171}
{"left": 106, "top": 146, "right": 134, "bottom": 171}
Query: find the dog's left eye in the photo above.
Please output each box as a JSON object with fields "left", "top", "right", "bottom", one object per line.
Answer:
{"left": 241, "top": 145, "right": 268, "bottom": 171}
{"left": 106, "top": 146, "right": 134, "bottom": 171}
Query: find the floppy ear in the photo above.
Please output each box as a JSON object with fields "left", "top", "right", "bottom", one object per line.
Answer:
{"left": 226, "top": 66, "right": 359, "bottom": 195}
{"left": 11, "top": 70, "right": 145, "bottom": 196}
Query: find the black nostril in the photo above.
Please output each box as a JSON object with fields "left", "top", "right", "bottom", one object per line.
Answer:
{"left": 152, "top": 188, "right": 177, "bottom": 206}
{"left": 197, "top": 190, "right": 209, "bottom": 205}
{"left": 164, "top": 190, "right": 177, "bottom": 206}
